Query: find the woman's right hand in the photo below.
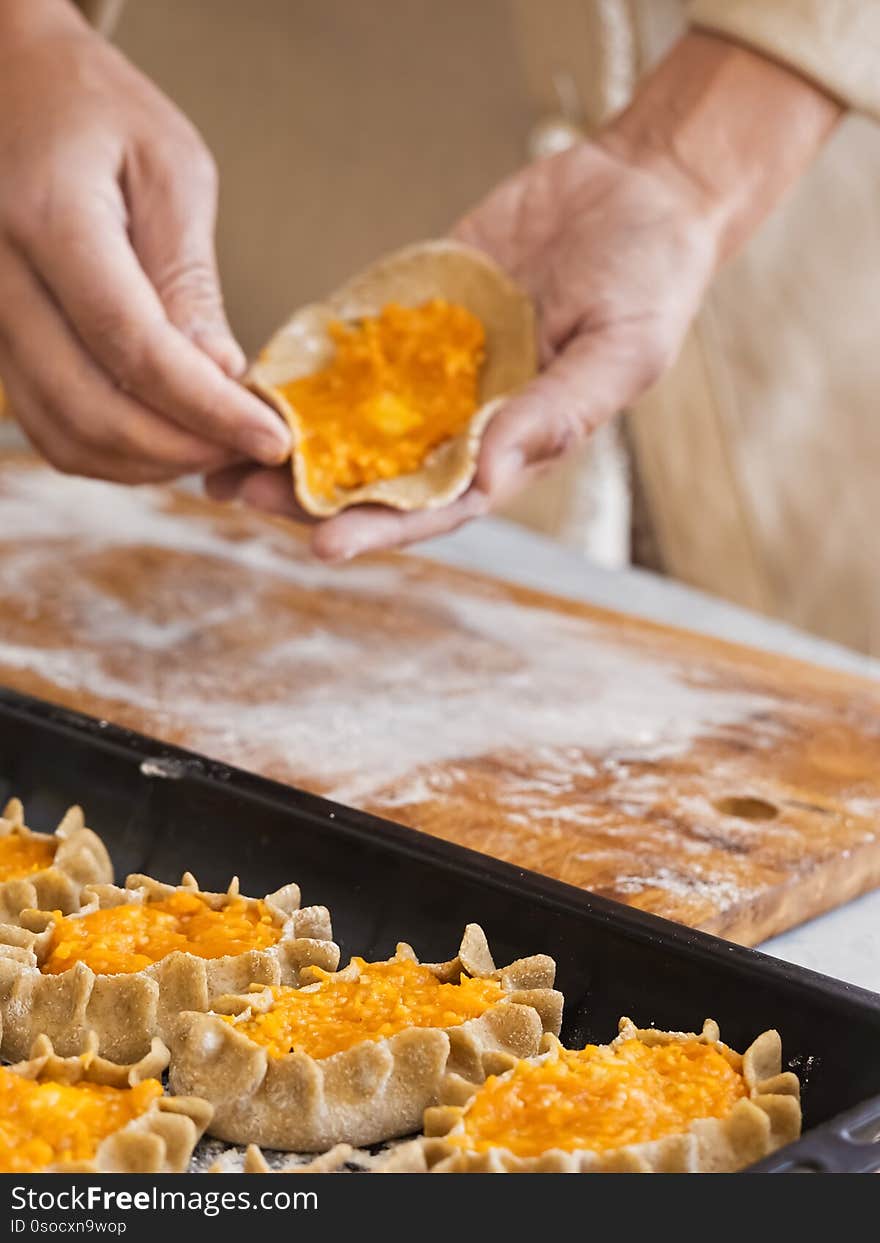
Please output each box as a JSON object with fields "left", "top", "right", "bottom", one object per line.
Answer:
{"left": 0, "top": 0, "right": 289, "bottom": 483}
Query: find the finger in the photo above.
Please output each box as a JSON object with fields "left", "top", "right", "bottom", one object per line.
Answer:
{"left": 204, "top": 463, "right": 256, "bottom": 502}
{"left": 0, "top": 356, "right": 213, "bottom": 484}
{"left": 451, "top": 178, "right": 529, "bottom": 276}
{"left": 127, "top": 137, "right": 246, "bottom": 378}
{"left": 1, "top": 361, "right": 120, "bottom": 479}
{"left": 0, "top": 243, "right": 235, "bottom": 479}
{"left": 203, "top": 464, "right": 319, "bottom": 524}
{"left": 208, "top": 465, "right": 490, "bottom": 557}
{"left": 310, "top": 488, "right": 490, "bottom": 562}
{"left": 18, "top": 187, "right": 289, "bottom": 464}
{"left": 473, "top": 327, "right": 661, "bottom": 502}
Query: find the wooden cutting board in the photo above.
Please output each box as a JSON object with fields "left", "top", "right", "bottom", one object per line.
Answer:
{"left": 0, "top": 457, "right": 878, "bottom": 946}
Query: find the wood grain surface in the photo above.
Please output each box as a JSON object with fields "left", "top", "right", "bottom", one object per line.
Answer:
{"left": 0, "top": 457, "right": 878, "bottom": 946}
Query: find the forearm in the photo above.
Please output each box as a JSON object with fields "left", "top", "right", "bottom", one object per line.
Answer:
{"left": 599, "top": 31, "right": 843, "bottom": 263}
{"left": 691, "top": 0, "right": 880, "bottom": 121}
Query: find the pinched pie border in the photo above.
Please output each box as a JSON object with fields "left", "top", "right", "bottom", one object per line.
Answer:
{"left": 0, "top": 872, "right": 339, "bottom": 1064}
{"left": 169, "top": 923, "right": 563, "bottom": 1152}
{"left": 3, "top": 1032, "right": 212, "bottom": 1174}
{"left": 207, "top": 1144, "right": 356, "bottom": 1174}
{"left": 248, "top": 239, "right": 537, "bottom": 516}
{"left": 0, "top": 799, "right": 113, "bottom": 924}
{"left": 383, "top": 1017, "right": 802, "bottom": 1173}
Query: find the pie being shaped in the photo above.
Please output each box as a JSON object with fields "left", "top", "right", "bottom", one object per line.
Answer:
{"left": 169, "top": 923, "right": 563, "bottom": 1151}
{"left": 0, "top": 1032, "right": 211, "bottom": 1173}
{"left": 385, "top": 1017, "right": 802, "bottom": 1173}
{"left": 271, "top": 299, "right": 487, "bottom": 504}
{"left": 0, "top": 871, "right": 338, "bottom": 1064}
{"left": 248, "top": 240, "right": 536, "bottom": 515}
{"left": 0, "top": 799, "right": 112, "bottom": 923}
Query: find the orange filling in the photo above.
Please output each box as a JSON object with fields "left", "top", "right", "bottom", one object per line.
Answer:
{"left": 0, "top": 1066, "right": 163, "bottom": 1173}
{"left": 225, "top": 957, "right": 504, "bottom": 1060}
{"left": 452, "top": 1039, "right": 747, "bottom": 1157}
{"left": 278, "top": 299, "right": 486, "bottom": 498}
{"left": 0, "top": 833, "right": 56, "bottom": 881}
{"left": 42, "top": 890, "right": 280, "bottom": 976}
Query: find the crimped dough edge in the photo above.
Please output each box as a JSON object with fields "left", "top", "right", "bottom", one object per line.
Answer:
{"left": 382, "top": 1017, "right": 802, "bottom": 1173}
{"left": 248, "top": 239, "right": 537, "bottom": 516}
{"left": 169, "top": 922, "right": 563, "bottom": 1152}
{"left": 0, "top": 871, "right": 338, "bottom": 1063}
{"left": 206, "top": 1144, "right": 356, "bottom": 1174}
{"left": 0, "top": 799, "right": 113, "bottom": 924}
{"left": 3, "top": 1032, "right": 213, "bottom": 1174}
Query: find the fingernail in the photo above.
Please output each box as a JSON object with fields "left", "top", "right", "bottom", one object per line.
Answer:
{"left": 247, "top": 426, "right": 291, "bottom": 466}
{"left": 220, "top": 340, "right": 247, "bottom": 378}
{"left": 319, "top": 544, "right": 356, "bottom": 565}
{"left": 312, "top": 533, "right": 359, "bottom": 564}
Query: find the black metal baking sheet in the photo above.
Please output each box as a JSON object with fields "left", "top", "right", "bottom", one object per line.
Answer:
{"left": 0, "top": 684, "right": 877, "bottom": 1174}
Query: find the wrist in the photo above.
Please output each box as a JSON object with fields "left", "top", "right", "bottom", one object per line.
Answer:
{"left": 598, "top": 31, "right": 842, "bottom": 264}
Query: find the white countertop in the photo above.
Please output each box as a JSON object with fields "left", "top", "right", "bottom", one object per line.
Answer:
{"left": 421, "top": 518, "right": 880, "bottom": 995}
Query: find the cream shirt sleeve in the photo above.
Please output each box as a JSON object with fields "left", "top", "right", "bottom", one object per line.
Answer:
{"left": 689, "top": 0, "right": 880, "bottom": 118}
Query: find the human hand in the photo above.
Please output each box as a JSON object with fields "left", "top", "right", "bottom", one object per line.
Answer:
{"left": 0, "top": 0, "right": 290, "bottom": 483}
{"left": 208, "top": 134, "right": 717, "bottom": 555}
{"left": 209, "top": 33, "right": 839, "bottom": 559}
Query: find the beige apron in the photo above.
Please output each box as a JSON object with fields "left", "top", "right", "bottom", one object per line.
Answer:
{"left": 29, "top": 1, "right": 880, "bottom": 653}
{"left": 626, "top": 2, "right": 880, "bottom": 654}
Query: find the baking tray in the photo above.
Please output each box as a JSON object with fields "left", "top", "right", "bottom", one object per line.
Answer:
{"left": 0, "top": 684, "right": 878, "bottom": 1174}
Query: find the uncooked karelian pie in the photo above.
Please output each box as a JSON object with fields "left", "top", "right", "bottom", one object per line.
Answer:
{"left": 0, "top": 798, "right": 112, "bottom": 923}
{"left": 248, "top": 239, "right": 537, "bottom": 516}
{"left": 383, "top": 1018, "right": 802, "bottom": 1173}
{"left": 0, "top": 871, "right": 338, "bottom": 1063}
{"left": 169, "top": 923, "right": 563, "bottom": 1151}
{"left": 0, "top": 1032, "right": 211, "bottom": 1174}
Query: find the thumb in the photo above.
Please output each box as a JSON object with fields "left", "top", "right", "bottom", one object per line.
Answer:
{"left": 475, "top": 328, "right": 659, "bottom": 501}
{"left": 126, "top": 137, "right": 246, "bottom": 378}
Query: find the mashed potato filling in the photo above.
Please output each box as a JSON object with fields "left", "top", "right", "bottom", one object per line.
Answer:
{"left": 280, "top": 299, "right": 485, "bottom": 498}
{"left": 42, "top": 890, "right": 280, "bottom": 975}
{"left": 0, "top": 833, "right": 56, "bottom": 881}
{"left": 0, "top": 1067, "right": 163, "bottom": 1172}
{"left": 225, "top": 957, "right": 504, "bottom": 1060}
{"left": 452, "top": 1039, "right": 747, "bottom": 1157}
